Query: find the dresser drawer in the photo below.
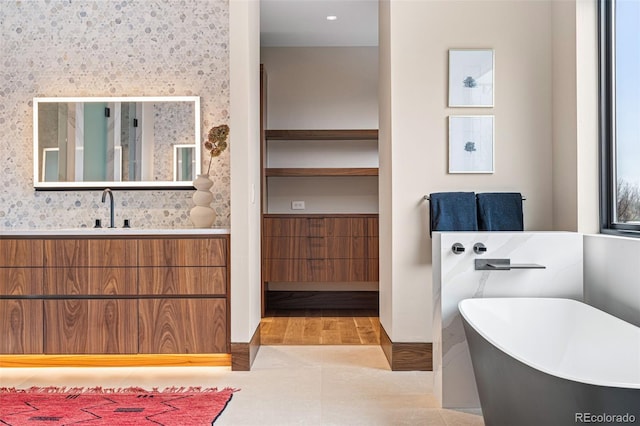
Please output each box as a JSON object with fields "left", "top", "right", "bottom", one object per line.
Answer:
{"left": 263, "top": 237, "right": 325, "bottom": 259}
{"left": 263, "top": 259, "right": 327, "bottom": 282}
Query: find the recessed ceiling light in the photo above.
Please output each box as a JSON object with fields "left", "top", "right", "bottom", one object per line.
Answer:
{"left": 326, "top": 15, "right": 338, "bottom": 21}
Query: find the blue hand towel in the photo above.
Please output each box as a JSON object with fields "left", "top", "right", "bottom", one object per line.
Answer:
{"left": 477, "top": 192, "right": 524, "bottom": 231}
{"left": 429, "top": 192, "right": 478, "bottom": 235}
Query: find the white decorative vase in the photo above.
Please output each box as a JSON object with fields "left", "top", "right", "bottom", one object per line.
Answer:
{"left": 190, "top": 174, "right": 216, "bottom": 228}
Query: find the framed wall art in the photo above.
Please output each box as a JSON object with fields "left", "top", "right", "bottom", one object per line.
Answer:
{"left": 448, "top": 49, "right": 494, "bottom": 107}
{"left": 448, "top": 115, "right": 494, "bottom": 174}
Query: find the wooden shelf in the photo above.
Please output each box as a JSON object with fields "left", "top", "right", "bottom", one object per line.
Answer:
{"left": 265, "top": 129, "right": 378, "bottom": 140}
{"left": 264, "top": 213, "right": 378, "bottom": 218}
{"left": 265, "top": 167, "right": 378, "bottom": 177}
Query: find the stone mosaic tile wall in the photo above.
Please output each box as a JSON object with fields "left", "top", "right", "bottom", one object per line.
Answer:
{"left": 153, "top": 102, "right": 195, "bottom": 182}
{"left": 0, "top": 0, "right": 230, "bottom": 229}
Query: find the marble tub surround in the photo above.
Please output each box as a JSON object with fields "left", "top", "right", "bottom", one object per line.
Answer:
{"left": 584, "top": 234, "right": 640, "bottom": 328}
{"left": 432, "top": 232, "right": 583, "bottom": 408}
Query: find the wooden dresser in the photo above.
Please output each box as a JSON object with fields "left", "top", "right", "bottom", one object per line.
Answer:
{"left": 262, "top": 214, "right": 379, "bottom": 310}
{"left": 0, "top": 234, "right": 229, "bottom": 356}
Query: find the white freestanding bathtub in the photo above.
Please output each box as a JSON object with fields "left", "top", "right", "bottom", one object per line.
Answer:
{"left": 459, "top": 298, "right": 640, "bottom": 426}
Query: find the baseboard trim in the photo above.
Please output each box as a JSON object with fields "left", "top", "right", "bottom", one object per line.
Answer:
{"left": 231, "top": 324, "right": 261, "bottom": 371}
{"left": 265, "top": 290, "right": 379, "bottom": 310}
{"left": 380, "top": 325, "right": 432, "bottom": 371}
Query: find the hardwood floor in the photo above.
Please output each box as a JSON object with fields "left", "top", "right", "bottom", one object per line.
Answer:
{"left": 260, "top": 309, "right": 380, "bottom": 345}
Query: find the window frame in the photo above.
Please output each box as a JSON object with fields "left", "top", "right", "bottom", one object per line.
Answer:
{"left": 598, "top": 0, "right": 640, "bottom": 236}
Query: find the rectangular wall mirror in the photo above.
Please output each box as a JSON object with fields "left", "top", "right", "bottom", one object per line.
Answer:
{"left": 33, "top": 96, "right": 201, "bottom": 189}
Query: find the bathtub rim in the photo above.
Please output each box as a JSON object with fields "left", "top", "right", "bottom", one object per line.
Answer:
{"left": 458, "top": 297, "right": 640, "bottom": 389}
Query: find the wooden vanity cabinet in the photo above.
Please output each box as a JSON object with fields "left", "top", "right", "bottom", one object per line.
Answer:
{"left": 43, "top": 239, "right": 138, "bottom": 354}
{"left": 0, "top": 235, "right": 230, "bottom": 356}
{"left": 0, "top": 240, "right": 44, "bottom": 354}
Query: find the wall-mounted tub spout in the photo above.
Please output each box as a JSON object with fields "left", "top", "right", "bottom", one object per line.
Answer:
{"left": 475, "top": 258, "right": 545, "bottom": 271}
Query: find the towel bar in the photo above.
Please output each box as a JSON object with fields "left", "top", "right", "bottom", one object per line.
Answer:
{"left": 423, "top": 195, "right": 527, "bottom": 201}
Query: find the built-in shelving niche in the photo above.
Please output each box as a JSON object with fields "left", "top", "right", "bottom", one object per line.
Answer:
{"left": 263, "top": 129, "right": 379, "bottom": 213}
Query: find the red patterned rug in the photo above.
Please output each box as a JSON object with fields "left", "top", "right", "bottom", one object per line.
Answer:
{"left": 0, "top": 386, "right": 237, "bottom": 425}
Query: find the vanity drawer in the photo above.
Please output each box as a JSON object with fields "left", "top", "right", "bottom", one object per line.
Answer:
{"left": 0, "top": 268, "right": 42, "bottom": 295}
{"left": 139, "top": 267, "right": 227, "bottom": 295}
{"left": 44, "top": 299, "right": 137, "bottom": 354}
{"left": 43, "top": 239, "right": 136, "bottom": 267}
{"left": 138, "top": 298, "right": 227, "bottom": 354}
{"left": 0, "top": 299, "right": 43, "bottom": 354}
{"left": 0, "top": 239, "right": 44, "bottom": 267}
{"left": 43, "top": 267, "right": 137, "bottom": 295}
{"left": 138, "top": 238, "right": 226, "bottom": 267}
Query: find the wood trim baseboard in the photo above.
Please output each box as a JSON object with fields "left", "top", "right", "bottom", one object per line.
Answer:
{"left": 0, "top": 354, "right": 231, "bottom": 368}
{"left": 230, "top": 324, "right": 261, "bottom": 371}
{"left": 380, "top": 325, "right": 432, "bottom": 371}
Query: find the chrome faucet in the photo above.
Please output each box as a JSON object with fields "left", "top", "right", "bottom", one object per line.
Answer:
{"left": 101, "top": 188, "right": 115, "bottom": 228}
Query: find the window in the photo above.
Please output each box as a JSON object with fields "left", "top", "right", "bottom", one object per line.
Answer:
{"left": 600, "top": 0, "right": 640, "bottom": 234}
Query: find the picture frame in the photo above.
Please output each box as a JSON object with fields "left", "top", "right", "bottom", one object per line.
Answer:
{"left": 448, "top": 49, "right": 494, "bottom": 107}
{"left": 448, "top": 115, "right": 494, "bottom": 174}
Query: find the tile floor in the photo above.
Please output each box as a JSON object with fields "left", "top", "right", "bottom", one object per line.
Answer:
{"left": 0, "top": 346, "right": 484, "bottom": 425}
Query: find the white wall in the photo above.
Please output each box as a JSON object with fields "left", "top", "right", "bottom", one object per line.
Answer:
{"left": 230, "top": 0, "right": 262, "bottom": 343}
{"left": 261, "top": 47, "right": 379, "bottom": 129}
{"left": 381, "top": 0, "right": 554, "bottom": 343}
{"left": 584, "top": 234, "right": 640, "bottom": 328}
{"left": 267, "top": 177, "right": 378, "bottom": 213}
{"left": 551, "top": 0, "right": 599, "bottom": 233}
{"left": 552, "top": 0, "right": 578, "bottom": 231}
{"left": 260, "top": 47, "right": 379, "bottom": 214}
{"left": 266, "top": 138, "right": 379, "bottom": 213}
{"left": 575, "top": 0, "right": 599, "bottom": 234}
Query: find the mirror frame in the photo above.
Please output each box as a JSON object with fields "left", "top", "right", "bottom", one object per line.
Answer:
{"left": 33, "top": 96, "right": 201, "bottom": 190}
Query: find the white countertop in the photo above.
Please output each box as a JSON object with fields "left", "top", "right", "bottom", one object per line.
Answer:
{"left": 0, "top": 227, "right": 230, "bottom": 236}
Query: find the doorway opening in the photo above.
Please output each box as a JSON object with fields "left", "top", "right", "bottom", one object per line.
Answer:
{"left": 259, "top": 1, "right": 380, "bottom": 346}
